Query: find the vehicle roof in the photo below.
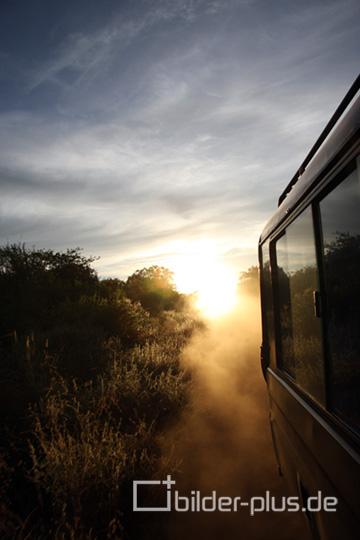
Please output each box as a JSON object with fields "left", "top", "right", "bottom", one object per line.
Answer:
{"left": 259, "top": 94, "right": 360, "bottom": 245}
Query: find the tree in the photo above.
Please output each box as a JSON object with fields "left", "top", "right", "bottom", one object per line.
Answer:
{"left": 0, "top": 243, "right": 98, "bottom": 284}
{"left": 124, "top": 266, "right": 180, "bottom": 315}
{"left": 237, "top": 265, "right": 259, "bottom": 297}
{"left": 0, "top": 243, "right": 99, "bottom": 335}
{"left": 323, "top": 231, "right": 360, "bottom": 326}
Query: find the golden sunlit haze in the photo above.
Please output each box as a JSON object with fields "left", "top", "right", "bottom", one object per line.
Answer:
{"left": 170, "top": 240, "right": 239, "bottom": 318}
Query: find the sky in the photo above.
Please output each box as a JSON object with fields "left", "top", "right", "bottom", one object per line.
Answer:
{"left": 1, "top": 0, "right": 359, "bottom": 292}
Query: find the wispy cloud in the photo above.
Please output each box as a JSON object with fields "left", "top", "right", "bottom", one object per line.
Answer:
{"left": 1, "top": 0, "right": 359, "bottom": 278}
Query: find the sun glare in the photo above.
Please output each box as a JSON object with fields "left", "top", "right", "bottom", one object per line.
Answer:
{"left": 173, "top": 248, "right": 238, "bottom": 318}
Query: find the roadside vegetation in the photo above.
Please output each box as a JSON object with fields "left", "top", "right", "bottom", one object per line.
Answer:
{"left": 0, "top": 243, "right": 204, "bottom": 539}
{"left": 0, "top": 243, "right": 258, "bottom": 539}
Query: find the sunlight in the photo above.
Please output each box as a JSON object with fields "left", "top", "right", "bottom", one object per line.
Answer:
{"left": 172, "top": 244, "right": 238, "bottom": 318}
{"left": 195, "top": 267, "right": 238, "bottom": 318}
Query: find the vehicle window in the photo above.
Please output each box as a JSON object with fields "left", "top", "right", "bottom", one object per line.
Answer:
{"left": 260, "top": 240, "right": 275, "bottom": 368}
{"left": 275, "top": 206, "right": 325, "bottom": 404}
{"left": 320, "top": 159, "right": 360, "bottom": 434}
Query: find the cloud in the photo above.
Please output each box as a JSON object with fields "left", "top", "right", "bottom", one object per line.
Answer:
{"left": 22, "top": 0, "right": 234, "bottom": 106}
{"left": 0, "top": 0, "right": 359, "bottom": 279}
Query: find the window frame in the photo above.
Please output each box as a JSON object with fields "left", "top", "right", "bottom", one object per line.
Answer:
{"left": 261, "top": 154, "right": 360, "bottom": 445}
{"left": 271, "top": 204, "right": 326, "bottom": 404}
{"left": 314, "top": 158, "right": 360, "bottom": 434}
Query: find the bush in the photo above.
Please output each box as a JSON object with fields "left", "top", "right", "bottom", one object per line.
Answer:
{"left": 0, "top": 243, "right": 203, "bottom": 539}
{"left": 0, "top": 310, "right": 199, "bottom": 539}
{"left": 0, "top": 244, "right": 99, "bottom": 337}
{"left": 22, "top": 337, "right": 192, "bottom": 539}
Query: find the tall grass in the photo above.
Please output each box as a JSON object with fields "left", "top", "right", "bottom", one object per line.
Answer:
{"left": 0, "top": 310, "right": 202, "bottom": 540}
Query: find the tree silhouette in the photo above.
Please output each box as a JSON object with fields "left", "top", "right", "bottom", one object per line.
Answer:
{"left": 323, "top": 231, "right": 360, "bottom": 433}
{"left": 237, "top": 265, "right": 259, "bottom": 297}
{"left": 124, "top": 265, "right": 181, "bottom": 315}
{"left": 0, "top": 243, "right": 99, "bottom": 336}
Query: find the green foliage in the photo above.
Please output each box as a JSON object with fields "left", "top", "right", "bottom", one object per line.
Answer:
{"left": 0, "top": 243, "right": 204, "bottom": 539}
{"left": 0, "top": 243, "right": 99, "bottom": 336}
{"left": 324, "top": 230, "right": 360, "bottom": 261}
{"left": 323, "top": 232, "right": 360, "bottom": 433}
{"left": 324, "top": 231, "right": 360, "bottom": 317}
{"left": 0, "top": 314, "right": 196, "bottom": 539}
{"left": 25, "top": 337, "right": 192, "bottom": 539}
{"left": 124, "top": 265, "right": 182, "bottom": 315}
{"left": 0, "top": 244, "right": 156, "bottom": 385}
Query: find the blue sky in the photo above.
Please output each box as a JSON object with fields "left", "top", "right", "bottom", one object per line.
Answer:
{"left": 1, "top": 0, "right": 359, "bottom": 288}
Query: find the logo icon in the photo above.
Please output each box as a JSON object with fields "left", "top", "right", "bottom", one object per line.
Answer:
{"left": 133, "top": 475, "right": 175, "bottom": 511}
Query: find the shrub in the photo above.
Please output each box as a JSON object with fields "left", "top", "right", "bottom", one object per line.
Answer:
{"left": 25, "top": 337, "right": 192, "bottom": 539}
{"left": 0, "top": 244, "right": 202, "bottom": 539}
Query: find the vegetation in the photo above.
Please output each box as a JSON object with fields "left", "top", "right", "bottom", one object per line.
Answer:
{"left": 237, "top": 265, "right": 259, "bottom": 297}
{"left": 0, "top": 243, "right": 203, "bottom": 540}
{"left": 323, "top": 232, "right": 360, "bottom": 433}
{"left": 123, "top": 266, "right": 183, "bottom": 315}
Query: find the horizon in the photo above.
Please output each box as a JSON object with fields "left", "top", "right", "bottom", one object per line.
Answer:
{"left": 1, "top": 0, "right": 359, "bottom": 293}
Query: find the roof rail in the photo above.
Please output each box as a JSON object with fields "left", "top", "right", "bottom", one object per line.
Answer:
{"left": 278, "top": 74, "right": 360, "bottom": 206}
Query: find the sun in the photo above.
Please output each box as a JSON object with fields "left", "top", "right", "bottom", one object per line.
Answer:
{"left": 195, "top": 267, "right": 237, "bottom": 318}
{"left": 172, "top": 249, "right": 238, "bottom": 318}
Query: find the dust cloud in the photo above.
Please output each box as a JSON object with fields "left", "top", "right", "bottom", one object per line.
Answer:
{"left": 161, "top": 293, "right": 310, "bottom": 540}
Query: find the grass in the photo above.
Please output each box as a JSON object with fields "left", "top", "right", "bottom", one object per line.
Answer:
{"left": 0, "top": 310, "right": 203, "bottom": 540}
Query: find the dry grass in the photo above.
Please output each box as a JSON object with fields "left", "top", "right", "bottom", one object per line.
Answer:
{"left": 0, "top": 310, "right": 202, "bottom": 540}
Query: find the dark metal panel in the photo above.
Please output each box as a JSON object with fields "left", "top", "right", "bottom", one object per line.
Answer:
{"left": 268, "top": 368, "right": 360, "bottom": 522}
{"left": 259, "top": 95, "right": 360, "bottom": 245}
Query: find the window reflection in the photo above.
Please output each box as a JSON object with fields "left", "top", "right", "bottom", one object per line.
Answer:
{"left": 260, "top": 241, "right": 275, "bottom": 370}
{"left": 275, "top": 207, "right": 325, "bottom": 404}
{"left": 320, "top": 162, "right": 360, "bottom": 434}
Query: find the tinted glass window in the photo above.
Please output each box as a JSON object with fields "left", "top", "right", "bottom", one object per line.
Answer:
{"left": 320, "top": 159, "right": 360, "bottom": 434}
{"left": 275, "top": 206, "right": 325, "bottom": 404}
{"left": 260, "top": 240, "right": 275, "bottom": 369}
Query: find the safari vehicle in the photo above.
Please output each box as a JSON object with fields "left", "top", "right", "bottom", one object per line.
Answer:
{"left": 258, "top": 75, "right": 360, "bottom": 539}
